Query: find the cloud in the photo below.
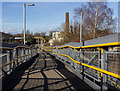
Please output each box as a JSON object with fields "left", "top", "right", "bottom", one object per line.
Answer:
{"left": 48, "top": 27, "right": 54, "bottom": 30}
{"left": 2, "top": 27, "right": 21, "bottom": 34}
{"left": 2, "top": 23, "right": 22, "bottom": 27}
{"left": 2, "top": 22, "right": 23, "bottom": 33}
{"left": 2, "top": 22, "right": 56, "bottom": 35}
{"left": 32, "top": 27, "right": 55, "bottom": 35}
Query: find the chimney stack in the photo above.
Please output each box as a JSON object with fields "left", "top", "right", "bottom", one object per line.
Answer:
{"left": 65, "top": 12, "right": 69, "bottom": 36}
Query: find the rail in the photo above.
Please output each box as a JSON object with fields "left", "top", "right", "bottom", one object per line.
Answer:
{"left": 1, "top": 45, "right": 37, "bottom": 77}
{"left": 43, "top": 49, "right": 120, "bottom": 79}
{"left": 39, "top": 41, "right": 120, "bottom": 90}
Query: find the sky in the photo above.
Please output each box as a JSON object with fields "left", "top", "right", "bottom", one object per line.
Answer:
{"left": 1, "top": 2, "right": 119, "bottom": 35}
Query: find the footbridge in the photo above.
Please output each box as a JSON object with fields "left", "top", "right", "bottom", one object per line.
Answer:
{"left": 1, "top": 33, "right": 120, "bottom": 91}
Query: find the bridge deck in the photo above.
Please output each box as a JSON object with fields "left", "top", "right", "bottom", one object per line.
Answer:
{"left": 3, "top": 51, "right": 94, "bottom": 91}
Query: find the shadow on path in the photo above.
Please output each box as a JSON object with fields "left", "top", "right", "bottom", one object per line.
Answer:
{"left": 2, "top": 54, "right": 39, "bottom": 91}
{"left": 47, "top": 52, "right": 94, "bottom": 91}
{"left": 2, "top": 51, "right": 94, "bottom": 91}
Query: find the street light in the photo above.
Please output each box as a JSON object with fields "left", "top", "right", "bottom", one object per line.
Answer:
{"left": 75, "top": 12, "right": 83, "bottom": 80}
{"left": 23, "top": 3, "right": 35, "bottom": 45}
{"left": 75, "top": 12, "right": 83, "bottom": 44}
{"left": 75, "top": 12, "right": 83, "bottom": 58}
{"left": 27, "top": 4, "right": 35, "bottom": 6}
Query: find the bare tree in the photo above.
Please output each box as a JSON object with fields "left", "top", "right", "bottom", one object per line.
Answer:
{"left": 26, "top": 30, "right": 34, "bottom": 45}
{"left": 74, "top": 2, "right": 116, "bottom": 39}
{"left": 34, "top": 32, "right": 46, "bottom": 37}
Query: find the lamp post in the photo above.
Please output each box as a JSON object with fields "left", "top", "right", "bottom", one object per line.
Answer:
{"left": 75, "top": 12, "right": 84, "bottom": 80}
{"left": 80, "top": 12, "right": 82, "bottom": 43}
{"left": 23, "top": 3, "right": 35, "bottom": 45}
{"left": 75, "top": 12, "right": 82, "bottom": 44}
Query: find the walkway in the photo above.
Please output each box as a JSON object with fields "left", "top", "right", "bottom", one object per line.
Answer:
{"left": 2, "top": 51, "right": 94, "bottom": 91}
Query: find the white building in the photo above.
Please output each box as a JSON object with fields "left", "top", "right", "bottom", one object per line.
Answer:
{"left": 49, "top": 31, "right": 64, "bottom": 46}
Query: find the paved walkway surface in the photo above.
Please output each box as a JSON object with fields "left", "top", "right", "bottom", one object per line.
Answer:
{"left": 2, "top": 51, "right": 94, "bottom": 91}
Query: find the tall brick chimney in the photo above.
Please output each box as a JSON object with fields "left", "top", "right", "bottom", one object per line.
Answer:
{"left": 65, "top": 12, "right": 69, "bottom": 36}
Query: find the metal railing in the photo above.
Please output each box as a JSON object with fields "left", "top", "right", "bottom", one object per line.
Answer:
{"left": 39, "top": 42, "right": 120, "bottom": 90}
{"left": 0, "top": 46, "right": 37, "bottom": 77}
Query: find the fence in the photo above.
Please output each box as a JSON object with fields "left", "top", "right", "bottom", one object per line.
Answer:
{"left": 0, "top": 46, "right": 37, "bottom": 77}
{"left": 39, "top": 36, "right": 120, "bottom": 90}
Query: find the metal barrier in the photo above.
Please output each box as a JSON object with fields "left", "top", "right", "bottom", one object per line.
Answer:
{"left": 39, "top": 42, "right": 120, "bottom": 90}
{"left": 0, "top": 46, "right": 37, "bottom": 77}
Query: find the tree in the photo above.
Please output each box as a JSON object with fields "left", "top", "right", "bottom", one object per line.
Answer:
{"left": 74, "top": 2, "right": 116, "bottom": 39}
{"left": 26, "top": 30, "right": 35, "bottom": 45}
{"left": 34, "top": 32, "right": 46, "bottom": 38}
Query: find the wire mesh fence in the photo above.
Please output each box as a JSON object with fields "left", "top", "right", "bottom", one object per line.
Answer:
{"left": 44, "top": 47, "right": 120, "bottom": 89}
{"left": 106, "top": 52, "right": 120, "bottom": 89}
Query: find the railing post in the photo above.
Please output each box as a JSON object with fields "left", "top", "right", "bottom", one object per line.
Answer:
{"left": 28, "top": 48, "right": 29, "bottom": 59}
{"left": 100, "top": 48, "right": 104, "bottom": 91}
{"left": 31, "top": 48, "right": 33, "bottom": 57}
{"left": 74, "top": 49, "right": 78, "bottom": 72}
{"left": 100, "top": 48, "right": 108, "bottom": 91}
{"left": 79, "top": 49, "right": 82, "bottom": 72}
{"left": 23, "top": 48, "right": 26, "bottom": 62}
{"left": 29, "top": 48, "right": 30, "bottom": 58}
{"left": 7, "top": 52, "right": 10, "bottom": 74}
{"left": 24, "top": 48, "right": 26, "bottom": 62}
{"left": 16, "top": 48, "right": 19, "bottom": 66}
{"left": 27, "top": 48, "right": 28, "bottom": 59}
{"left": 35, "top": 48, "right": 36, "bottom": 55}
{"left": 20, "top": 48, "right": 22, "bottom": 63}
{"left": 28, "top": 48, "right": 30, "bottom": 59}
{"left": 32, "top": 48, "right": 34, "bottom": 56}
{"left": 82, "top": 42, "right": 85, "bottom": 81}
{"left": 26, "top": 48, "right": 27, "bottom": 59}
{"left": 21, "top": 48, "right": 24, "bottom": 63}
{"left": 10, "top": 50, "right": 13, "bottom": 72}
{"left": 12, "top": 49, "right": 15, "bottom": 69}
{"left": 13, "top": 48, "right": 17, "bottom": 67}
{"left": 72, "top": 48, "right": 74, "bottom": 68}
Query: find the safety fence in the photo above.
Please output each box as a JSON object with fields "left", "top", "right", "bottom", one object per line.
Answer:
{"left": 0, "top": 46, "right": 37, "bottom": 77}
{"left": 39, "top": 44, "right": 120, "bottom": 90}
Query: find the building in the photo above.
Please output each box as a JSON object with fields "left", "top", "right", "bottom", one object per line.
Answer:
{"left": 49, "top": 31, "right": 64, "bottom": 46}
{"left": 0, "top": 32, "right": 23, "bottom": 44}
{"left": 0, "top": 32, "right": 15, "bottom": 43}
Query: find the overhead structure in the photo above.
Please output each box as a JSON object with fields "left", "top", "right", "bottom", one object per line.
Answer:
{"left": 34, "top": 36, "right": 45, "bottom": 47}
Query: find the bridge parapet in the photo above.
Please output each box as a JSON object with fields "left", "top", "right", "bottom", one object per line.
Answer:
{"left": 0, "top": 45, "right": 37, "bottom": 77}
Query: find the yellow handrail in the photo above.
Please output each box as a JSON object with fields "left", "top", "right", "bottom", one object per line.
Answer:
{"left": 43, "top": 49, "right": 120, "bottom": 79}
{"left": 39, "top": 41, "right": 120, "bottom": 49}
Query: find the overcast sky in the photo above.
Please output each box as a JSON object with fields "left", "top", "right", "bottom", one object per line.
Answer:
{"left": 2, "top": 1, "right": 119, "bottom": 35}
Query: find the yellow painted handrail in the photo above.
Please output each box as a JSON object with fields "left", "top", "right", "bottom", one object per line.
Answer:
{"left": 40, "top": 41, "right": 120, "bottom": 49}
{"left": 34, "top": 36, "right": 46, "bottom": 43}
{"left": 43, "top": 49, "right": 120, "bottom": 79}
